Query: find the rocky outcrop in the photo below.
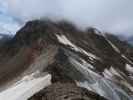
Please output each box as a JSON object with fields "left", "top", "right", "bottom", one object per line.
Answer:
{"left": 29, "top": 82, "right": 107, "bottom": 100}
{"left": 0, "top": 20, "right": 133, "bottom": 100}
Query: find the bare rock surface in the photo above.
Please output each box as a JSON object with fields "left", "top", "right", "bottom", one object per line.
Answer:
{"left": 0, "top": 20, "right": 133, "bottom": 100}
{"left": 29, "top": 82, "right": 107, "bottom": 100}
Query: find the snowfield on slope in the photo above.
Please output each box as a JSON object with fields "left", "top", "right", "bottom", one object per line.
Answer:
{"left": 0, "top": 74, "right": 51, "bottom": 100}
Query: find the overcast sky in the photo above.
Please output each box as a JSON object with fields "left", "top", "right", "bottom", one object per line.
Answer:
{"left": 0, "top": 0, "right": 133, "bottom": 36}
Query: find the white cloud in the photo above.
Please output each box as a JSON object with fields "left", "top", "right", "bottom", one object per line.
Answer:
{"left": 6, "top": 0, "right": 61, "bottom": 21}
{"left": 1, "top": 0, "right": 133, "bottom": 36}
{"left": 0, "top": 0, "right": 20, "bottom": 34}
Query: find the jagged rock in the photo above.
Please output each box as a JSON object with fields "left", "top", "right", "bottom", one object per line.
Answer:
{"left": 28, "top": 82, "right": 107, "bottom": 100}
{"left": 0, "top": 20, "right": 133, "bottom": 100}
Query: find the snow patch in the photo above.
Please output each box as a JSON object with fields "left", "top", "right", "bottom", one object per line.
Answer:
{"left": 100, "top": 33, "right": 121, "bottom": 53}
{"left": 121, "top": 54, "right": 133, "bottom": 65}
{"left": 0, "top": 74, "right": 51, "bottom": 100}
{"left": 126, "top": 64, "right": 133, "bottom": 74}
{"left": 103, "top": 67, "right": 122, "bottom": 79}
{"left": 107, "top": 40, "right": 121, "bottom": 53}
{"left": 69, "top": 57, "right": 101, "bottom": 80}
{"left": 56, "top": 34, "right": 79, "bottom": 51}
{"left": 56, "top": 34, "right": 99, "bottom": 59}
{"left": 110, "top": 67, "right": 121, "bottom": 77}
{"left": 103, "top": 69, "right": 113, "bottom": 79}
{"left": 14, "top": 70, "right": 40, "bottom": 86}
{"left": 80, "top": 58, "right": 94, "bottom": 69}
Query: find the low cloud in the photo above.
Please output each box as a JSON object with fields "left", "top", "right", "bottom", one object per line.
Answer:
{"left": 3, "top": 0, "right": 133, "bottom": 36}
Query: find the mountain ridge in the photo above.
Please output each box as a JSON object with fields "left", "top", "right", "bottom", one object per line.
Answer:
{"left": 0, "top": 19, "right": 133, "bottom": 100}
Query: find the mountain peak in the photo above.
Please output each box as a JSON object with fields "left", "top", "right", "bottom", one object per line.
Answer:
{"left": 0, "top": 19, "right": 133, "bottom": 100}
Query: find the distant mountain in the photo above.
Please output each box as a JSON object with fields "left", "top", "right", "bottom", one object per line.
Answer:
{"left": 0, "top": 33, "right": 13, "bottom": 46}
{"left": 0, "top": 20, "right": 133, "bottom": 100}
{"left": 118, "top": 34, "right": 133, "bottom": 45}
{"left": 127, "top": 36, "right": 133, "bottom": 44}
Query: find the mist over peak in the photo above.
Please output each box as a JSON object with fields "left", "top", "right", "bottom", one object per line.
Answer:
{"left": 3, "top": 0, "right": 133, "bottom": 36}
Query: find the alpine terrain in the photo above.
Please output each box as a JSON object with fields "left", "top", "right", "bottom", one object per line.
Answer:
{"left": 0, "top": 20, "right": 133, "bottom": 100}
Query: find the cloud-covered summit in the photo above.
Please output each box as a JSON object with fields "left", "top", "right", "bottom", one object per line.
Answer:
{"left": 1, "top": 0, "right": 133, "bottom": 36}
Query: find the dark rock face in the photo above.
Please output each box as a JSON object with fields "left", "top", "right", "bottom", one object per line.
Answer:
{"left": 29, "top": 82, "right": 107, "bottom": 100}
{"left": 0, "top": 20, "right": 133, "bottom": 100}
{"left": 106, "top": 33, "right": 133, "bottom": 62}
{"left": 127, "top": 36, "right": 133, "bottom": 45}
